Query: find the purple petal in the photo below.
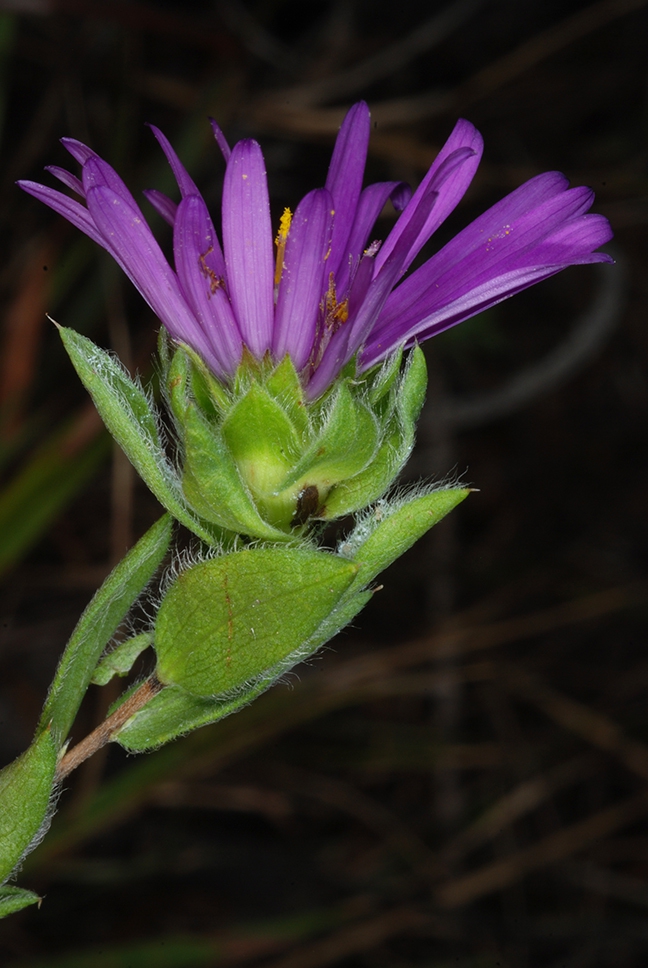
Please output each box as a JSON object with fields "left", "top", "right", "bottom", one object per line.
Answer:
{"left": 143, "top": 188, "right": 178, "bottom": 226}
{"left": 335, "top": 181, "right": 412, "bottom": 295}
{"left": 84, "top": 184, "right": 219, "bottom": 368}
{"left": 360, "top": 267, "right": 561, "bottom": 368}
{"left": 505, "top": 213, "right": 614, "bottom": 268}
{"left": 210, "top": 118, "right": 231, "bottom": 162}
{"left": 273, "top": 189, "right": 334, "bottom": 371}
{"left": 307, "top": 187, "right": 439, "bottom": 399}
{"left": 174, "top": 194, "right": 243, "bottom": 374}
{"left": 61, "top": 137, "right": 96, "bottom": 165}
{"left": 391, "top": 183, "right": 413, "bottom": 212}
{"left": 221, "top": 139, "right": 274, "bottom": 357}
{"left": 346, "top": 187, "right": 440, "bottom": 352}
{"left": 81, "top": 155, "right": 142, "bottom": 214}
{"left": 348, "top": 243, "right": 380, "bottom": 318}
{"left": 147, "top": 124, "right": 199, "bottom": 198}
{"left": 374, "top": 119, "right": 483, "bottom": 275}
{"left": 362, "top": 183, "right": 613, "bottom": 367}
{"left": 374, "top": 174, "right": 585, "bottom": 334}
{"left": 17, "top": 179, "right": 106, "bottom": 247}
{"left": 325, "top": 102, "right": 371, "bottom": 278}
{"left": 365, "top": 264, "right": 592, "bottom": 368}
{"left": 45, "top": 165, "right": 85, "bottom": 197}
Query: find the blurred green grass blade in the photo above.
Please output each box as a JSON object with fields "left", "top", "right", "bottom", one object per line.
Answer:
{"left": 7, "top": 904, "right": 358, "bottom": 967}
{"left": 10, "top": 937, "right": 216, "bottom": 968}
{"left": 0, "top": 412, "right": 110, "bottom": 578}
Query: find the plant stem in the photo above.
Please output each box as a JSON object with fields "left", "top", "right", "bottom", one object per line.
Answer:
{"left": 55, "top": 675, "right": 163, "bottom": 782}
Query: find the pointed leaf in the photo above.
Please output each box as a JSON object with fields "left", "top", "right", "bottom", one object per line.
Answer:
{"left": 38, "top": 515, "right": 172, "bottom": 747}
{"left": 340, "top": 487, "right": 471, "bottom": 589}
{"left": 367, "top": 346, "right": 403, "bottom": 407}
{"left": 0, "top": 730, "right": 57, "bottom": 884}
{"left": 114, "top": 681, "right": 267, "bottom": 752}
{"left": 181, "top": 404, "right": 288, "bottom": 540}
{"left": 119, "top": 587, "right": 371, "bottom": 751}
{"left": 221, "top": 384, "right": 303, "bottom": 528}
{"left": 322, "top": 425, "right": 404, "bottom": 519}
{"left": 91, "top": 632, "right": 154, "bottom": 686}
{"left": 154, "top": 547, "right": 358, "bottom": 697}
{"left": 265, "top": 355, "right": 310, "bottom": 438}
{"left": 166, "top": 344, "right": 192, "bottom": 427}
{"left": 397, "top": 345, "right": 427, "bottom": 427}
{"left": 58, "top": 327, "right": 216, "bottom": 544}
{"left": 184, "top": 344, "right": 231, "bottom": 414}
{"left": 279, "top": 383, "right": 379, "bottom": 493}
{"left": 0, "top": 886, "right": 42, "bottom": 918}
{"left": 222, "top": 383, "right": 301, "bottom": 483}
{"left": 324, "top": 347, "right": 428, "bottom": 519}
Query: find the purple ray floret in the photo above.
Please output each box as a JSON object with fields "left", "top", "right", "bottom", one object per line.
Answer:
{"left": 17, "top": 102, "right": 613, "bottom": 398}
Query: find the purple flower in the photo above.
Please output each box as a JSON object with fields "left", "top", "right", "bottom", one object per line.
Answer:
{"left": 18, "top": 102, "right": 613, "bottom": 398}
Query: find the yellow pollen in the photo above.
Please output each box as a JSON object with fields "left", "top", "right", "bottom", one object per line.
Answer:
{"left": 198, "top": 245, "right": 224, "bottom": 295}
{"left": 325, "top": 272, "right": 348, "bottom": 329}
{"left": 274, "top": 207, "right": 292, "bottom": 285}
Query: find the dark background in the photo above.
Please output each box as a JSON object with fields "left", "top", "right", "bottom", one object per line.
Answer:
{"left": 0, "top": 0, "right": 646, "bottom": 965}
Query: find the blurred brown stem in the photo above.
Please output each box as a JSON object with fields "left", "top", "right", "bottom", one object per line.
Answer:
{"left": 55, "top": 674, "right": 163, "bottom": 782}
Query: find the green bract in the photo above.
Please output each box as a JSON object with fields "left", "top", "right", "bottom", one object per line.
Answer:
{"left": 161, "top": 340, "right": 429, "bottom": 541}
{"left": 59, "top": 327, "right": 431, "bottom": 545}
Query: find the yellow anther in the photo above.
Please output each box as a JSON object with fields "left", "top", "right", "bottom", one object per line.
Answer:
{"left": 324, "top": 272, "right": 348, "bottom": 329}
{"left": 274, "top": 207, "right": 292, "bottom": 286}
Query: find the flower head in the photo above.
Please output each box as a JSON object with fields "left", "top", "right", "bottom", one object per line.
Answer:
{"left": 19, "top": 102, "right": 612, "bottom": 398}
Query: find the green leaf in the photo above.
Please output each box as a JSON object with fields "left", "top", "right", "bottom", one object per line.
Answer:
{"left": 167, "top": 344, "right": 230, "bottom": 428}
{"left": 322, "top": 424, "right": 403, "bottom": 519}
{"left": 0, "top": 885, "right": 41, "bottom": 918}
{"left": 0, "top": 730, "right": 57, "bottom": 885}
{"left": 182, "top": 343, "right": 231, "bottom": 413}
{"left": 58, "top": 327, "right": 216, "bottom": 545}
{"left": 366, "top": 347, "right": 403, "bottom": 407}
{"left": 114, "top": 682, "right": 267, "bottom": 752}
{"left": 340, "top": 487, "right": 471, "bottom": 589}
{"left": 59, "top": 325, "right": 161, "bottom": 464}
{"left": 397, "top": 345, "right": 427, "bottom": 428}
{"left": 38, "top": 515, "right": 172, "bottom": 748}
{"left": 91, "top": 632, "right": 154, "bottom": 686}
{"left": 165, "top": 343, "right": 192, "bottom": 427}
{"left": 157, "top": 324, "right": 172, "bottom": 376}
{"left": 155, "top": 547, "right": 358, "bottom": 697}
{"left": 265, "top": 355, "right": 310, "bottom": 438}
{"left": 181, "top": 405, "right": 288, "bottom": 541}
{"left": 118, "top": 585, "right": 371, "bottom": 752}
{"left": 116, "top": 588, "right": 371, "bottom": 752}
{"left": 279, "top": 383, "right": 379, "bottom": 493}
{"left": 222, "top": 383, "right": 301, "bottom": 494}
{"left": 321, "top": 348, "right": 428, "bottom": 519}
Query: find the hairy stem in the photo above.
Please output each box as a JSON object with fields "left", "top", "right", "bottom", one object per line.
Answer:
{"left": 55, "top": 675, "right": 163, "bottom": 782}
